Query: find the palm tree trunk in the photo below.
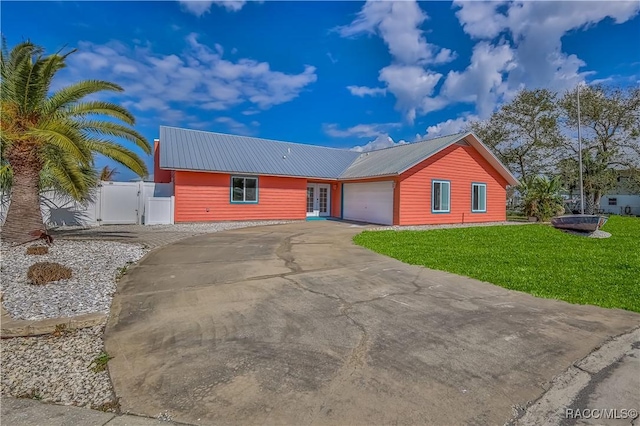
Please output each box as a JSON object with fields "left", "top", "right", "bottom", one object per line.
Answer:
{"left": 2, "top": 166, "right": 44, "bottom": 244}
{"left": 585, "top": 192, "right": 596, "bottom": 215}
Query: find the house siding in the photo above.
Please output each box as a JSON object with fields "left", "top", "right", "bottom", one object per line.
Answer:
{"left": 153, "top": 140, "right": 172, "bottom": 184}
{"left": 174, "top": 171, "right": 307, "bottom": 222}
{"left": 398, "top": 144, "right": 508, "bottom": 225}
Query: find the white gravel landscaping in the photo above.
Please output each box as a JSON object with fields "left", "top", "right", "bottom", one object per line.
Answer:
{"left": 1, "top": 324, "right": 115, "bottom": 409}
{"left": 1, "top": 240, "right": 147, "bottom": 320}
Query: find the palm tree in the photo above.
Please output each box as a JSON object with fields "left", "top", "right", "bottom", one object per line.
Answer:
{"left": 99, "top": 165, "right": 118, "bottom": 181}
{"left": 522, "top": 176, "right": 565, "bottom": 221}
{"left": 1, "top": 41, "right": 150, "bottom": 243}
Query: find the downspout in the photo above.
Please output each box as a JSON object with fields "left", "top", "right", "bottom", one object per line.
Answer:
{"left": 340, "top": 183, "right": 344, "bottom": 219}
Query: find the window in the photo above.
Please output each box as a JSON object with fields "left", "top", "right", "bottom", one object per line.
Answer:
{"left": 231, "top": 176, "right": 258, "bottom": 203}
{"left": 472, "top": 183, "right": 487, "bottom": 212}
{"left": 432, "top": 180, "right": 450, "bottom": 213}
{"left": 608, "top": 198, "right": 617, "bottom": 206}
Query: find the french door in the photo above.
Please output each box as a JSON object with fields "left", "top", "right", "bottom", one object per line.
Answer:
{"left": 306, "top": 184, "right": 330, "bottom": 217}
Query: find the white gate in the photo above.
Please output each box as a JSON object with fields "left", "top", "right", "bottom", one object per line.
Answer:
{"left": 145, "top": 196, "right": 175, "bottom": 225}
{"left": 99, "top": 182, "right": 141, "bottom": 225}
{"left": 1, "top": 181, "right": 175, "bottom": 227}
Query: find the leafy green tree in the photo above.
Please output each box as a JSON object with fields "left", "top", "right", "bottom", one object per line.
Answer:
{"left": 1, "top": 41, "right": 150, "bottom": 243}
{"left": 471, "top": 89, "right": 563, "bottom": 182}
{"left": 559, "top": 85, "right": 640, "bottom": 213}
{"left": 521, "top": 176, "right": 565, "bottom": 222}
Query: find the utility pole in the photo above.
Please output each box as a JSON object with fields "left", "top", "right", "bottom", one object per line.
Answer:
{"left": 577, "top": 84, "right": 585, "bottom": 215}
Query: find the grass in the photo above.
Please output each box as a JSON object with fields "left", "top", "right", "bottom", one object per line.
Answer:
{"left": 90, "top": 351, "right": 113, "bottom": 373}
{"left": 354, "top": 216, "right": 640, "bottom": 313}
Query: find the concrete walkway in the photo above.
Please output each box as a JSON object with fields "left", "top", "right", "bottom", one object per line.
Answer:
{"left": 103, "top": 221, "right": 639, "bottom": 425}
{"left": 0, "top": 397, "right": 186, "bottom": 426}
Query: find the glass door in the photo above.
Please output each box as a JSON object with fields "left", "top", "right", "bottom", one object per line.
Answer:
{"left": 306, "top": 185, "right": 317, "bottom": 217}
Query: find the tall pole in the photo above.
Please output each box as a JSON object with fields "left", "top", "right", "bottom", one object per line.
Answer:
{"left": 577, "top": 84, "right": 585, "bottom": 215}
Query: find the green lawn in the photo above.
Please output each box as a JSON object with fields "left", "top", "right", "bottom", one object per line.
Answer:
{"left": 354, "top": 216, "right": 640, "bottom": 312}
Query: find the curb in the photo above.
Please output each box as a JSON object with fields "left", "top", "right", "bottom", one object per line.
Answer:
{"left": 509, "top": 326, "right": 640, "bottom": 425}
{"left": 1, "top": 310, "right": 107, "bottom": 338}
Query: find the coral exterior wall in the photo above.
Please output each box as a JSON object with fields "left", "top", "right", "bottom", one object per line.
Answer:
{"left": 398, "top": 144, "right": 508, "bottom": 225}
{"left": 174, "top": 171, "right": 307, "bottom": 222}
{"left": 153, "top": 141, "right": 172, "bottom": 184}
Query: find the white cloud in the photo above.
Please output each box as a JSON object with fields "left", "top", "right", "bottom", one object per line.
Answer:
{"left": 453, "top": 0, "right": 640, "bottom": 95}
{"left": 338, "top": 1, "right": 455, "bottom": 66}
{"left": 341, "top": 0, "right": 640, "bottom": 125}
{"left": 422, "top": 115, "right": 477, "bottom": 139}
{"left": 440, "top": 42, "right": 516, "bottom": 118}
{"left": 351, "top": 134, "right": 409, "bottom": 152}
{"left": 214, "top": 116, "right": 255, "bottom": 135}
{"left": 65, "top": 34, "right": 317, "bottom": 124}
{"left": 324, "top": 122, "right": 401, "bottom": 139}
{"left": 379, "top": 64, "right": 442, "bottom": 123}
{"left": 346, "top": 85, "right": 386, "bottom": 97}
{"left": 178, "top": 0, "right": 247, "bottom": 16}
{"left": 338, "top": 0, "right": 452, "bottom": 122}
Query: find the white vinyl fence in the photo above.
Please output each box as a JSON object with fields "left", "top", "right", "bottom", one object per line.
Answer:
{"left": 1, "top": 181, "right": 175, "bottom": 227}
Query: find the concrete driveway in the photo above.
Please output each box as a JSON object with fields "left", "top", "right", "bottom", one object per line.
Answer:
{"left": 105, "top": 221, "right": 638, "bottom": 425}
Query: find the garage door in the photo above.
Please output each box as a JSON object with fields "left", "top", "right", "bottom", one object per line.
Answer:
{"left": 343, "top": 181, "right": 394, "bottom": 225}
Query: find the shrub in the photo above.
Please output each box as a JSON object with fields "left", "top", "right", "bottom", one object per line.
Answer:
{"left": 27, "top": 262, "right": 72, "bottom": 285}
{"left": 26, "top": 246, "right": 49, "bottom": 255}
{"left": 520, "top": 176, "right": 565, "bottom": 222}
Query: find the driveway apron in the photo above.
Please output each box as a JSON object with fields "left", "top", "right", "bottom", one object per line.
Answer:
{"left": 105, "top": 221, "right": 639, "bottom": 425}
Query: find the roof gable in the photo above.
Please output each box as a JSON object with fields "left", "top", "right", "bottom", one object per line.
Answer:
{"left": 338, "top": 133, "right": 466, "bottom": 179}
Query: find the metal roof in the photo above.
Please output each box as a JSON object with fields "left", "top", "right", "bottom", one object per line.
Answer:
{"left": 158, "top": 126, "right": 519, "bottom": 185}
{"left": 159, "top": 126, "right": 360, "bottom": 179}
{"left": 339, "top": 133, "right": 466, "bottom": 179}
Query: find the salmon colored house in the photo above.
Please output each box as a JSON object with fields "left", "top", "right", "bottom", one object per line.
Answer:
{"left": 154, "top": 126, "right": 519, "bottom": 226}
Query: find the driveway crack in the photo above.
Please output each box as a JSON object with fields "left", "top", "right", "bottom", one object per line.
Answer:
{"left": 276, "top": 233, "right": 303, "bottom": 273}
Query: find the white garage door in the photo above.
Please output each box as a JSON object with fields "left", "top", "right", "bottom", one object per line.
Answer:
{"left": 343, "top": 181, "right": 394, "bottom": 225}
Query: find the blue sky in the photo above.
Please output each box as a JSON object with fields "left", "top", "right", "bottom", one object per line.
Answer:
{"left": 2, "top": 1, "right": 640, "bottom": 180}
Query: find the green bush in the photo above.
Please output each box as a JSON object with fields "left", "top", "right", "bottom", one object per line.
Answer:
{"left": 521, "top": 176, "right": 565, "bottom": 222}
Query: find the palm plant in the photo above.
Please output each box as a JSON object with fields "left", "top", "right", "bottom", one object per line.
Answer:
{"left": 1, "top": 41, "right": 150, "bottom": 243}
{"left": 99, "top": 165, "right": 118, "bottom": 181}
{"left": 521, "top": 176, "right": 565, "bottom": 222}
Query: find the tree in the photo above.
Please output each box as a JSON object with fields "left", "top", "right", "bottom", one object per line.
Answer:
{"left": 99, "top": 165, "right": 118, "bottom": 181}
{"left": 1, "top": 41, "right": 150, "bottom": 243}
{"left": 559, "top": 85, "right": 640, "bottom": 213}
{"left": 521, "top": 176, "right": 565, "bottom": 222}
{"left": 471, "top": 89, "right": 563, "bottom": 182}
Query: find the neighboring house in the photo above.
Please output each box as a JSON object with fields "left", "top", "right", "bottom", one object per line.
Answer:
{"left": 600, "top": 172, "right": 640, "bottom": 215}
{"left": 154, "top": 126, "right": 519, "bottom": 226}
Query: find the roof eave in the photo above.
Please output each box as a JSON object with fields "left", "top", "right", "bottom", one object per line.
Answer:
{"left": 465, "top": 132, "right": 520, "bottom": 186}
{"left": 157, "top": 166, "right": 341, "bottom": 181}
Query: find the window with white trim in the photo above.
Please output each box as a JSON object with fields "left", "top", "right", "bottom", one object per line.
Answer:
{"left": 472, "top": 183, "right": 487, "bottom": 212}
{"left": 432, "top": 180, "right": 450, "bottom": 213}
{"left": 231, "top": 176, "right": 258, "bottom": 203}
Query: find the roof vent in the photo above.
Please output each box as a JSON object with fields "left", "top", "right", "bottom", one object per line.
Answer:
{"left": 283, "top": 155, "right": 287, "bottom": 159}
{"left": 287, "top": 148, "right": 291, "bottom": 153}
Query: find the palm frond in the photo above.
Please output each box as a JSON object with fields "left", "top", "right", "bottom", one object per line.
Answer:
{"left": 41, "top": 144, "right": 97, "bottom": 201}
{"left": 85, "top": 139, "right": 148, "bottom": 177}
{"left": 79, "top": 120, "right": 151, "bottom": 154}
{"left": 65, "top": 100, "right": 136, "bottom": 124}
{"left": 28, "top": 120, "right": 93, "bottom": 164}
{"left": 42, "top": 80, "right": 124, "bottom": 116}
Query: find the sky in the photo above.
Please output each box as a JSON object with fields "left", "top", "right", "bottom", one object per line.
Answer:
{"left": 2, "top": 0, "right": 640, "bottom": 180}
